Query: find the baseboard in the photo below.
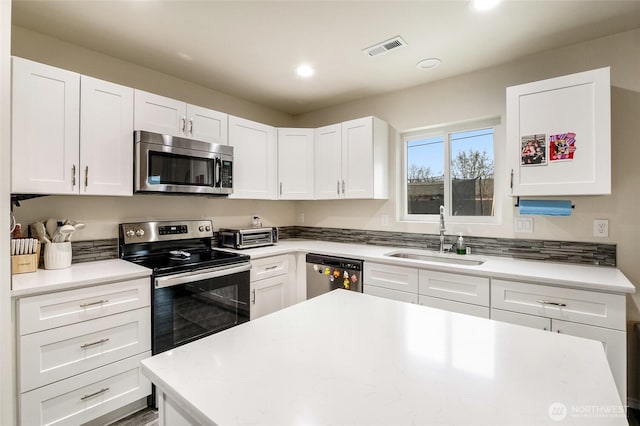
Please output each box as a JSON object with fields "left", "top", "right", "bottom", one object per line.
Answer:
{"left": 628, "top": 397, "right": 640, "bottom": 410}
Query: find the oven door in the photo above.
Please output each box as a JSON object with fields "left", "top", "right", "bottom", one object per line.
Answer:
{"left": 152, "top": 263, "right": 250, "bottom": 354}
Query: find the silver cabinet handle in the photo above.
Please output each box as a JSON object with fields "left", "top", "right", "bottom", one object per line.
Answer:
{"left": 181, "top": 117, "right": 186, "bottom": 134}
{"left": 510, "top": 169, "right": 514, "bottom": 191}
{"left": 536, "top": 300, "right": 567, "bottom": 307}
{"left": 189, "top": 118, "right": 194, "bottom": 135}
{"left": 342, "top": 180, "right": 345, "bottom": 194}
{"left": 279, "top": 182, "right": 283, "bottom": 196}
{"left": 265, "top": 265, "right": 278, "bottom": 271}
{"left": 84, "top": 166, "right": 88, "bottom": 188}
{"left": 252, "top": 289, "right": 256, "bottom": 304}
{"left": 80, "top": 387, "right": 109, "bottom": 401}
{"left": 337, "top": 180, "right": 340, "bottom": 195}
{"left": 80, "top": 299, "right": 109, "bottom": 308}
{"left": 72, "top": 164, "right": 76, "bottom": 187}
{"left": 80, "top": 338, "right": 109, "bottom": 349}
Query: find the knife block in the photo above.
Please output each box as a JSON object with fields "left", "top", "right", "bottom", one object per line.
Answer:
{"left": 11, "top": 241, "right": 40, "bottom": 274}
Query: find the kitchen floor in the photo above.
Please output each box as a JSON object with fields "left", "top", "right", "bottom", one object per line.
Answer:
{"left": 630, "top": 408, "right": 640, "bottom": 426}
{"left": 109, "top": 407, "right": 158, "bottom": 426}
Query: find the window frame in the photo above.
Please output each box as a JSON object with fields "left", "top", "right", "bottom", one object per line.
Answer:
{"left": 401, "top": 117, "right": 500, "bottom": 224}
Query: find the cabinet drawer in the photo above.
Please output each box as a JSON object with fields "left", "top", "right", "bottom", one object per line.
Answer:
{"left": 19, "top": 278, "right": 150, "bottom": 335}
{"left": 251, "top": 255, "right": 289, "bottom": 281}
{"left": 490, "top": 308, "right": 551, "bottom": 331}
{"left": 20, "top": 307, "right": 151, "bottom": 392}
{"left": 491, "top": 279, "right": 625, "bottom": 330}
{"left": 418, "top": 270, "right": 489, "bottom": 306}
{"left": 364, "top": 284, "right": 418, "bottom": 304}
{"left": 418, "top": 295, "right": 490, "bottom": 319}
{"left": 20, "top": 351, "right": 151, "bottom": 426}
{"left": 363, "top": 262, "right": 418, "bottom": 293}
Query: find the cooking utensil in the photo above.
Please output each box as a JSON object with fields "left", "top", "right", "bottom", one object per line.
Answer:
{"left": 58, "top": 225, "right": 75, "bottom": 242}
{"left": 30, "top": 222, "right": 51, "bottom": 244}
{"left": 45, "top": 218, "right": 58, "bottom": 240}
{"left": 10, "top": 239, "right": 16, "bottom": 256}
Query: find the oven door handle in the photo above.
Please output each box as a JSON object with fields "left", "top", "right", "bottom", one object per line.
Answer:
{"left": 154, "top": 263, "right": 251, "bottom": 289}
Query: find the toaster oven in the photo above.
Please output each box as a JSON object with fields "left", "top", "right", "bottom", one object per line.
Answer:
{"left": 219, "top": 227, "right": 278, "bottom": 249}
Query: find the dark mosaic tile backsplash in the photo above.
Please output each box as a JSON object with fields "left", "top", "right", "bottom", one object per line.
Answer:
{"left": 69, "top": 226, "right": 616, "bottom": 267}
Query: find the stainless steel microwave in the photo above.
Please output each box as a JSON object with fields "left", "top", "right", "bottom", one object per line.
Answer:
{"left": 134, "top": 130, "right": 233, "bottom": 195}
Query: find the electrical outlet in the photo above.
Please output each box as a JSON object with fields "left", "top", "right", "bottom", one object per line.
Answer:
{"left": 298, "top": 213, "right": 305, "bottom": 224}
{"left": 514, "top": 217, "right": 533, "bottom": 233}
{"left": 593, "top": 219, "right": 609, "bottom": 237}
{"left": 381, "top": 214, "right": 389, "bottom": 226}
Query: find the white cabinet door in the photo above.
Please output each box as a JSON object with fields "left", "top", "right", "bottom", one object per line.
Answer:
{"left": 364, "top": 285, "right": 418, "bottom": 304}
{"left": 552, "top": 319, "right": 626, "bottom": 405}
{"left": 251, "top": 274, "right": 291, "bottom": 320}
{"left": 418, "top": 295, "right": 490, "bottom": 319}
{"left": 490, "top": 308, "right": 551, "bottom": 331}
{"left": 341, "top": 117, "right": 389, "bottom": 199}
{"left": 314, "top": 123, "right": 342, "bottom": 199}
{"left": 507, "top": 67, "right": 610, "bottom": 196}
{"left": 186, "top": 104, "right": 227, "bottom": 144}
{"left": 277, "top": 128, "right": 314, "bottom": 200}
{"left": 80, "top": 76, "right": 133, "bottom": 196}
{"left": 228, "top": 115, "right": 277, "bottom": 199}
{"left": 12, "top": 57, "right": 80, "bottom": 195}
{"left": 134, "top": 89, "right": 186, "bottom": 137}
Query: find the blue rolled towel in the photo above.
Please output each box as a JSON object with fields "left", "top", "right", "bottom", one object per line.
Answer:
{"left": 518, "top": 200, "right": 572, "bottom": 216}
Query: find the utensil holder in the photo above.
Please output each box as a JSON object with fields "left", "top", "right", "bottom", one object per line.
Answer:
{"left": 44, "top": 242, "right": 72, "bottom": 270}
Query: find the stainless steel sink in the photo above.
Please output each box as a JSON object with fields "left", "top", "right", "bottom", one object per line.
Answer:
{"left": 384, "top": 251, "right": 485, "bottom": 266}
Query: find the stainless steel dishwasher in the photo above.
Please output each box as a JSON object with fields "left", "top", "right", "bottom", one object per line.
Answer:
{"left": 306, "top": 253, "right": 363, "bottom": 299}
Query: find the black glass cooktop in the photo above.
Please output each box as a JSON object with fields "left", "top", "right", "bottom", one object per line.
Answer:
{"left": 128, "top": 248, "right": 249, "bottom": 276}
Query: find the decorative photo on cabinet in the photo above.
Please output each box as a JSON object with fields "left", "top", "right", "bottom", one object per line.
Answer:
{"left": 549, "top": 132, "right": 577, "bottom": 161}
{"left": 520, "top": 134, "right": 547, "bottom": 166}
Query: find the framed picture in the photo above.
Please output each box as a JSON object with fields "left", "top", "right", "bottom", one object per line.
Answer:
{"left": 520, "top": 134, "right": 547, "bottom": 166}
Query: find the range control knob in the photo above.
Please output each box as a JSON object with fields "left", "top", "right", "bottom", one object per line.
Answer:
{"left": 135, "top": 229, "right": 145, "bottom": 237}
{"left": 126, "top": 229, "right": 135, "bottom": 238}
{"left": 199, "top": 225, "right": 205, "bottom": 232}
{"left": 205, "top": 226, "right": 211, "bottom": 232}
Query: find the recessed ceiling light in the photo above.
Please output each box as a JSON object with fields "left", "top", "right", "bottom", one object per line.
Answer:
{"left": 296, "top": 64, "right": 315, "bottom": 78}
{"left": 471, "top": 0, "right": 501, "bottom": 11}
{"left": 416, "top": 58, "right": 441, "bottom": 70}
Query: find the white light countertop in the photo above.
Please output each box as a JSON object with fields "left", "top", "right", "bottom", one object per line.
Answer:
{"left": 227, "top": 240, "right": 635, "bottom": 294}
{"left": 11, "top": 259, "right": 151, "bottom": 297}
{"left": 141, "top": 290, "right": 626, "bottom": 425}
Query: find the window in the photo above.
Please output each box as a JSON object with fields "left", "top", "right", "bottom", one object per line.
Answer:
{"left": 403, "top": 119, "right": 497, "bottom": 221}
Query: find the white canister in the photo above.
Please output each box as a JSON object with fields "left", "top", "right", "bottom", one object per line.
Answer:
{"left": 44, "top": 242, "right": 72, "bottom": 270}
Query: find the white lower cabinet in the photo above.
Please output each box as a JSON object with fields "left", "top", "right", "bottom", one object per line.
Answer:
{"left": 20, "top": 351, "right": 151, "bottom": 426}
{"left": 250, "top": 255, "right": 295, "bottom": 320}
{"left": 17, "top": 277, "right": 152, "bottom": 425}
{"left": 419, "top": 295, "right": 490, "bottom": 319}
{"left": 364, "top": 284, "right": 418, "bottom": 304}
{"left": 490, "top": 278, "right": 627, "bottom": 406}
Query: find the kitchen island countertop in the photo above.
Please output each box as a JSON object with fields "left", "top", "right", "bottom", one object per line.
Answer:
{"left": 141, "top": 290, "right": 626, "bottom": 425}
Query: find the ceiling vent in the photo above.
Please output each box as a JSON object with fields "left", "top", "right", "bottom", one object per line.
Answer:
{"left": 362, "top": 36, "right": 408, "bottom": 57}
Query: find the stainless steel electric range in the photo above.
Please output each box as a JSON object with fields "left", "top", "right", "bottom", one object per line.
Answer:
{"left": 118, "top": 220, "right": 251, "bottom": 355}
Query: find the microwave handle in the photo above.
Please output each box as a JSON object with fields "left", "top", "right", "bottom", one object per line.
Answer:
{"left": 215, "top": 157, "right": 221, "bottom": 188}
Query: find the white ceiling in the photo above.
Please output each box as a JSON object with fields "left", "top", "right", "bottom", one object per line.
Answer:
{"left": 11, "top": 0, "right": 640, "bottom": 115}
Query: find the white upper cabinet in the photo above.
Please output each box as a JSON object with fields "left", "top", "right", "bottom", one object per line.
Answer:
{"left": 507, "top": 67, "right": 610, "bottom": 196}
{"left": 134, "top": 89, "right": 227, "bottom": 144}
{"left": 12, "top": 57, "right": 133, "bottom": 196}
{"left": 12, "top": 57, "right": 80, "bottom": 194}
{"left": 277, "top": 128, "right": 314, "bottom": 200}
{"left": 80, "top": 76, "right": 133, "bottom": 196}
{"left": 314, "top": 117, "right": 389, "bottom": 199}
{"left": 228, "top": 115, "right": 277, "bottom": 199}
{"left": 314, "top": 123, "right": 343, "bottom": 199}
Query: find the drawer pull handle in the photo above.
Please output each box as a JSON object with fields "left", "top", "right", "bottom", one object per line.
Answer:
{"left": 81, "top": 338, "right": 110, "bottom": 349}
{"left": 536, "top": 300, "right": 567, "bottom": 307}
{"left": 80, "top": 387, "right": 110, "bottom": 401}
{"left": 265, "top": 265, "right": 279, "bottom": 271}
{"left": 80, "top": 299, "right": 109, "bottom": 308}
